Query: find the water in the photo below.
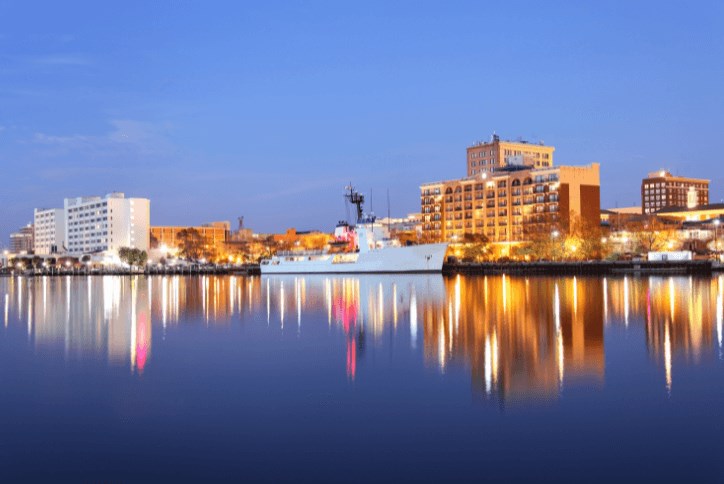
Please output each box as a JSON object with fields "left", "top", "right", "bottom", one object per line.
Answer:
{"left": 0, "top": 274, "right": 723, "bottom": 481}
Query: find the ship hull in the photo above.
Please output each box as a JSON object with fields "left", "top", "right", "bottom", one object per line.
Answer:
{"left": 260, "top": 243, "right": 448, "bottom": 274}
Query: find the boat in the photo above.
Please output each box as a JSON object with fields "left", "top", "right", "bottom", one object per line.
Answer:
{"left": 260, "top": 186, "right": 448, "bottom": 274}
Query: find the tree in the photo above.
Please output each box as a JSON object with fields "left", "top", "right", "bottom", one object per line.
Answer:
{"left": 627, "top": 217, "right": 678, "bottom": 253}
{"left": 118, "top": 247, "right": 148, "bottom": 268}
{"left": 176, "top": 228, "right": 205, "bottom": 260}
{"left": 460, "top": 233, "right": 490, "bottom": 262}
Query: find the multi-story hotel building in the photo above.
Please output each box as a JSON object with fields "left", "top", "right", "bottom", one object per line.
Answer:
{"left": 64, "top": 193, "right": 150, "bottom": 255}
{"left": 151, "top": 221, "right": 230, "bottom": 251}
{"left": 33, "top": 208, "right": 66, "bottom": 255}
{"left": 641, "top": 170, "right": 709, "bottom": 214}
{"left": 466, "top": 134, "right": 555, "bottom": 177}
{"left": 420, "top": 163, "right": 600, "bottom": 243}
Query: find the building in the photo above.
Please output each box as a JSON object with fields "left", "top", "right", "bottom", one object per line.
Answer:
{"left": 64, "top": 193, "right": 150, "bottom": 255}
{"left": 466, "top": 134, "right": 555, "bottom": 177}
{"left": 600, "top": 206, "right": 645, "bottom": 230}
{"left": 151, "top": 222, "right": 230, "bottom": 252}
{"left": 9, "top": 224, "right": 34, "bottom": 253}
{"left": 420, "top": 163, "right": 600, "bottom": 243}
{"left": 271, "top": 228, "right": 330, "bottom": 250}
{"left": 641, "top": 170, "right": 709, "bottom": 214}
{"left": 34, "top": 208, "right": 66, "bottom": 255}
{"left": 655, "top": 203, "right": 724, "bottom": 223}
{"left": 376, "top": 213, "right": 422, "bottom": 233}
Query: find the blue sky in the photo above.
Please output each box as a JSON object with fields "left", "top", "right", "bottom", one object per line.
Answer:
{"left": 1, "top": 1, "right": 723, "bottom": 242}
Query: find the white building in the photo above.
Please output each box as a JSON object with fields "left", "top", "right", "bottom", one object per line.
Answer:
{"left": 34, "top": 208, "right": 66, "bottom": 255}
{"left": 64, "top": 193, "right": 150, "bottom": 255}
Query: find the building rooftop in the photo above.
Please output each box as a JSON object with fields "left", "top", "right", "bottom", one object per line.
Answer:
{"left": 657, "top": 203, "right": 724, "bottom": 214}
{"left": 644, "top": 170, "right": 709, "bottom": 181}
{"left": 469, "top": 133, "right": 549, "bottom": 148}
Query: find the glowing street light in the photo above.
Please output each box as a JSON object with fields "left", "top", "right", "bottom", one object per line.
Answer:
{"left": 715, "top": 219, "right": 721, "bottom": 259}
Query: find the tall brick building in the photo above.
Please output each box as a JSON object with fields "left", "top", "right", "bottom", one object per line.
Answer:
{"left": 641, "top": 170, "right": 709, "bottom": 214}
{"left": 420, "top": 163, "right": 600, "bottom": 243}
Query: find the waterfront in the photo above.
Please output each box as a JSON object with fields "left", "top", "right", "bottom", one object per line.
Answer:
{"left": 1, "top": 274, "right": 724, "bottom": 481}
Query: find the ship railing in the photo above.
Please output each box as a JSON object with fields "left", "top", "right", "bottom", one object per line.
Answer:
{"left": 276, "top": 250, "right": 326, "bottom": 256}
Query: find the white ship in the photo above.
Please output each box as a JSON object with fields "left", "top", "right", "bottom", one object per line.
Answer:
{"left": 260, "top": 186, "right": 448, "bottom": 274}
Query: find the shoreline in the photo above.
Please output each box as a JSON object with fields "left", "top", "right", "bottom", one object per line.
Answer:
{"left": 0, "top": 264, "right": 262, "bottom": 277}
{"left": 443, "top": 260, "right": 722, "bottom": 276}
{"left": 2, "top": 261, "right": 723, "bottom": 277}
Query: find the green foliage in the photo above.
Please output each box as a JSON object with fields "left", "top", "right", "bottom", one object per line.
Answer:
{"left": 118, "top": 247, "right": 148, "bottom": 268}
{"left": 459, "top": 233, "right": 490, "bottom": 262}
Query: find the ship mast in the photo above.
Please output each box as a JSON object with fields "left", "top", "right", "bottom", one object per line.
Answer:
{"left": 345, "top": 184, "right": 365, "bottom": 225}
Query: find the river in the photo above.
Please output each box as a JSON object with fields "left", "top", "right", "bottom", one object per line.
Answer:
{"left": 0, "top": 274, "right": 722, "bottom": 481}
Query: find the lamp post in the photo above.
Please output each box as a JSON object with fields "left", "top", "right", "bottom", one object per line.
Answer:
{"left": 715, "top": 219, "right": 721, "bottom": 261}
{"left": 551, "top": 230, "right": 560, "bottom": 261}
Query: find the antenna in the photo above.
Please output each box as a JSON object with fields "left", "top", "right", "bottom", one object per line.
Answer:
{"left": 344, "top": 184, "right": 365, "bottom": 224}
{"left": 386, "top": 189, "right": 391, "bottom": 234}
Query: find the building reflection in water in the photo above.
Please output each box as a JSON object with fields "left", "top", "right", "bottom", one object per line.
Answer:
{"left": 421, "top": 275, "right": 605, "bottom": 403}
{"left": 0, "top": 274, "right": 721, "bottom": 398}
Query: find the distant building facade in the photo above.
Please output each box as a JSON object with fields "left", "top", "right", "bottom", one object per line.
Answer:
{"left": 421, "top": 163, "right": 600, "bottom": 243}
{"left": 466, "top": 134, "right": 555, "bottom": 177}
{"left": 64, "top": 193, "right": 150, "bottom": 254}
{"left": 655, "top": 203, "right": 724, "bottom": 223}
{"left": 271, "top": 228, "right": 330, "bottom": 250}
{"left": 151, "top": 222, "right": 230, "bottom": 251}
{"left": 376, "top": 213, "right": 422, "bottom": 234}
{"left": 600, "top": 206, "right": 645, "bottom": 230}
{"left": 9, "top": 224, "right": 34, "bottom": 253}
{"left": 34, "top": 208, "right": 66, "bottom": 255}
{"left": 641, "top": 170, "right": 709, "bottom": 214}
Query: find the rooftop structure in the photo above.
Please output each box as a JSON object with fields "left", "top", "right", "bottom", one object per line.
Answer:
{"left": 466, "top": 133, "right": 555, "bottom": 177}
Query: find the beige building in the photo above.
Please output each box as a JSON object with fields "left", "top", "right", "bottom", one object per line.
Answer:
{"left": 641, "top": 170, "right": 709, "bottom": 214}
{"left": 421, "top": 163, "right": 600, "bottom": 243}
{"left": 466, "top": 134, "right": 555, "bottom": 177}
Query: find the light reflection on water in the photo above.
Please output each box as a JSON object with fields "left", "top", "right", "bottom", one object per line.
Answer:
{"left": 0, "top": 274, "right": 722, "bottom": 400}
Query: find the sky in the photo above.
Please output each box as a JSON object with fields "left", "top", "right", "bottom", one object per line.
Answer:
{"left": 1, "top": 0, "right": 723, "bottom": 243}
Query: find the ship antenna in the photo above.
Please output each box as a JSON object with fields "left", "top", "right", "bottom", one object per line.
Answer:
{"left": 387, "top": 189, "right": 391, "bottom": 233}
{"left": 344, "top": 184, "right": 365, "bottom": 224}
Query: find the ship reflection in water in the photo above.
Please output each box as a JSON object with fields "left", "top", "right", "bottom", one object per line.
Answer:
{"left": 1, "top": 273, "right": 722, "bottom": 401}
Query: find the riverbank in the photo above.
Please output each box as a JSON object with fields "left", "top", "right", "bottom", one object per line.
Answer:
{"left": 444, "top": 260, "right": 723, "bottom": 276}
{"left": 0, "top": 264, "right": 262, "bottom": 277}
{"left": 3, "top": 261, "right": 722, "bottom": 277}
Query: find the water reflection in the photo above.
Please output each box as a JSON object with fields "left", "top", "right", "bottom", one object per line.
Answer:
{"left": 0, "top": 274, "right": 721, "bottom": 401}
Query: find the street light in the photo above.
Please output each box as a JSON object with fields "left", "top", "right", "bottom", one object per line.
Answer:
{"left": 714, "top": 219, "right": 721, "bottom": 260}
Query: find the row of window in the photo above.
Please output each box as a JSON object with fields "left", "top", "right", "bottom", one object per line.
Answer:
{"left": 469, "top": 150, "right": 496, "bottom": 158}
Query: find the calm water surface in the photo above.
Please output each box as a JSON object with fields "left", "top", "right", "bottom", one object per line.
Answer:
{"left": 1, "top": 274, "right": 723, "bottom": 481}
